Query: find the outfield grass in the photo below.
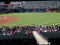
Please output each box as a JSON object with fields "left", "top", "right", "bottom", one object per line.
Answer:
{"left": 0, "top": 13, "right": 60, "bottom": 26}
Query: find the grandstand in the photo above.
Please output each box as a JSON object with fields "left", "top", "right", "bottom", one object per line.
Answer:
{"left": 0, "top": 1, "right": 60, "bottom": 13}
{"left": 0, "top": 1, "right": 60, "bottom": 45}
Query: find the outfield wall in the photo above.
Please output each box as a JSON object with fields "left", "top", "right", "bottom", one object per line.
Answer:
{"left": 0, "top": 8, "right": 59, "bottom": 14}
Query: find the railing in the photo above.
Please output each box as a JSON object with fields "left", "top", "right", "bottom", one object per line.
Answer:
{"left": 33, "top": 31, "right": 50, "bottom": 45}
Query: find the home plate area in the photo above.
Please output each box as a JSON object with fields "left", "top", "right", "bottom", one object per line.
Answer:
{"left": 0, "top": 16, "right": 18, "bottom": 24}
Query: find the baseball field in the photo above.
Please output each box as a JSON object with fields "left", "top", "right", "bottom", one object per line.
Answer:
{"left": 0, "top": 13, "right": 60, "bottom": 26}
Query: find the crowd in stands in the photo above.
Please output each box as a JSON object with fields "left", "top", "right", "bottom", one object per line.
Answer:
{"left": 0, "top": 1, "right": 60, "bottom": 13}
{"left": 0, "top": 25, "right": 60, "bottom": 36}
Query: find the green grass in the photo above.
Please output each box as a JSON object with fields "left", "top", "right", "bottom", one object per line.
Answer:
{"left": 0, "top": 13, "right": 60, "bottom": 26}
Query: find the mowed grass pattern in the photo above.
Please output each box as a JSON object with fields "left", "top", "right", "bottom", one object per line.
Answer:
{"left": 0, "top": 13, "right": 60, "bottom": 26}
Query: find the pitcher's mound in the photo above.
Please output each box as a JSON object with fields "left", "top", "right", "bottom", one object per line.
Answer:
{"left": 0, "top": 16, "right": 19, "bottom": 24}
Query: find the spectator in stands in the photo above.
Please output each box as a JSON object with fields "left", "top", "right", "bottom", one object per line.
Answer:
{"left": 30, "top": 25, "right": 35, "bottom": 30}
{"left": 46, "top": 25, "right": 49, "bottom": 30}
{"left": 28, "top": 30, "right": 32, "bottom": 35}
{"left": 1, "top": 26, "right": 6, "bottom": 32}
{"left": 59, "top": 25, "right": 60, "bottom": 31}
{"left": 25, "top": 30, "right": 28, "bottom": 35}
{"left": 0, "top": 25, "right": 59, "bottom": 36}
{"left": 3, "top": 32, "right": 6, "bottom": 36}
{"left": 26, "top": 26, "right": 30, "bottom": 30}
{"left": 53, "top": 27, "right": 57, "bottom": 32}
{"left": 10, "top": 31, "right": 14, "bottom": 35}
{"left": 34, "top": 26, "right": 39, "bottom": 31}
{"left": 37, "top": 28, "right": 43, "bottom": 33}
